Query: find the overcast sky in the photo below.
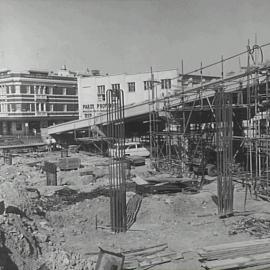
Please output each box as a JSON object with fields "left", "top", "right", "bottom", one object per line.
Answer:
{"left": 0, "top": 0, "right": 270, "bottom": 75}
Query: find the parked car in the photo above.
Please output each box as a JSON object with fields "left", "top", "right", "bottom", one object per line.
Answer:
{"left": 108, "top": 142, "right": 150, "bottom": 158}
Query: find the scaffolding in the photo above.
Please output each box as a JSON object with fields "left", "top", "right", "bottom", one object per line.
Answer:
{"left": 148, "top": 41, "right": 270, "bottom": 213}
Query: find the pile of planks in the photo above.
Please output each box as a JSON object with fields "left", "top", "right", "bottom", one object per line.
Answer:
{"left": 199, "top": 238, "right": 270, "bottom": 269}
{"left": 123, "top": 243, "right": 183, "bottom": 269}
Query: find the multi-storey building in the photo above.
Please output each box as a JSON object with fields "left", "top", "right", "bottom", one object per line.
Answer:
{"left": 0, "top": 67, "right": 78, "bottom": 136}
{"left": 78, "top": 69, "right": 218, "bottom": 119}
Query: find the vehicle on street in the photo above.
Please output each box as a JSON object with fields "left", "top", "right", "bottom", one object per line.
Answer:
{"left": 108, "top": 142, "right": 150, "bottom": 158}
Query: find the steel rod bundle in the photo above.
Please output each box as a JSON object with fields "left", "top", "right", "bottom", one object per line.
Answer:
{"left": 215, "top": 89, "right": 233, "bottom": 216}
{"left": 106, "top": 88, "right": 127, "bottom": 233}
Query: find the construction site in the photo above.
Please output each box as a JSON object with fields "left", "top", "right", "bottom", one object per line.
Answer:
{"left": 3, "top": 40, "right": 270, "bottom": 270}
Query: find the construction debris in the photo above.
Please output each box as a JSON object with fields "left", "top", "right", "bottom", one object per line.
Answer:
{"left": 230, "top": 214, "right": 270, "bottom": 237}
{"left": 94, "top": 243, "right": 183, "bottom": 270}
{"left": 123, "top": 243, "right": 183, "bottom": 269}
{"left": 126, "top": 194, "right": 143, "bottom": 229}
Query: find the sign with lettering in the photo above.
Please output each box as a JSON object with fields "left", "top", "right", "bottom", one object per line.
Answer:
{"left": 82, "top": 104, "right": 95, "bottom": 110}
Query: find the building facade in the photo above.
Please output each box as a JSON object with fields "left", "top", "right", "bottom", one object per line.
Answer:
{"left": 0, "top": 68, "right": 78, "bottom": 136}
{"left": 78, "top": 69, "right": 218, "bottom": 119}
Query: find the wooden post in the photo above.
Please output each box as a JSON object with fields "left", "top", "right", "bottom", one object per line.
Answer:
{"left": 44, "top": 161, "right": 57, "bottom": 186}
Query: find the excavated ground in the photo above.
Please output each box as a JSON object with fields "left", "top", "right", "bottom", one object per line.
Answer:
{"left": 0, "top": 150, "right": 269, "bottom": 270}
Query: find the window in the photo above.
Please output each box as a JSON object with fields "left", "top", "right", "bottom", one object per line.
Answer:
{"left": 16, "top": 104, "right": 22, "bottom": 111}
{"left": 39, "top": 86, "right": 44, "bottom": 95}
{"left": 144, "top": 80, "right": 153, "bottom": 90}
{"left": 66, "top": 88, "right": 77, "bottom": 95}
{"left": 128, "top": 82, "right": 135, "bottom": 92}
{"left": 45, "top": 86, "right": 50, "bottom": 95}
{"left": 128, "top": 145, "right": 136, "bottom": 149}
{"left": 20, "top": 85, "right": 28, "bottom": 94}
{"left": 67, "top": 104, "right": 78, "bottom": 111}
{"left": 53, "top": 87, "right": 63, "bottom": 95}
{"left": 161, "top": 79, "right": 171, "bottom": 89}
{"left": 11, "top": 104, "right": 16, "bottom": 112}
{"left": 10, "top": 85, "right": 15, "bottom": 94}
{"left": 97, "top": 85, "right": 105, "bottom": 102}
{"left": 21, "top": 103, "right": 30, "bottom": 112}
{"left": 16, "top": 122, "right": 22, "bottom": 131}
{"left": 5, "top": 85, "right": 14, "bottom": 94}
{"left": 53, "top": 104, "right": 65, "bottom": 111}
{"left": 30, "top": 85, "right": 35, "bottom": 94}
{"left": 31, "top": 104, "right": 35, "bottom": 111}
{"left": 111, "top": 83, "right": 120, "bottom": 90}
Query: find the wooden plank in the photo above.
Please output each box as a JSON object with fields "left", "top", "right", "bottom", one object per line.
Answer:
{"left": 200, "top": 238, "right": 270, "bottom": 252}
{"left": 203, "top": 252, "right": 270, "bottom": 270}
{"left": 200, "top": 247, "right": 270, "bottom": 261}
{"left": 244, "top": 264, "right": 270, "bottom": 270}
{"left": 123, "top": 243, "right": 168, "bottom": 255}
{"left": 200, "top": 244, "right": 270, "bottom": 255}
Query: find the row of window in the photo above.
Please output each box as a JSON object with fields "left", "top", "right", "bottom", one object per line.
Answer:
{"left": 0, "top": 85, "right": 77, "bottom": 95}
{"left": 96, "top": 79, "right": 172, "bottom": 99}
{"left": 1, "top": 103, "right": 78, "bottom": 112}
{"left": 144, "top": 79, "right": 171, "bottom": 90}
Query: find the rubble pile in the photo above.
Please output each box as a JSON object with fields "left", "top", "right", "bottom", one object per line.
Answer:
{"left": 3, "top": 150, "right": 270, "bottom": 269}
{"left": 0, "top": 182, "right": 98, "bottom": 270}
{"left": 0, "top": 213, "right": 41, "bottom": 270}
{"left": 230, "top": 214, "right": 270, "bottom": 238}
{"left": 42, "top": 249, "right": 95, "bottom": 270}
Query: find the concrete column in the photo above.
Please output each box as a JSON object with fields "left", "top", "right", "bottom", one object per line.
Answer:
{"left": 2, "top": 121, "right": 8, "bottom": 135}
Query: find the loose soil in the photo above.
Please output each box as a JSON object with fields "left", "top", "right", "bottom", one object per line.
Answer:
{"left": 0, "top": 150, "right": 269, "bottom": 269}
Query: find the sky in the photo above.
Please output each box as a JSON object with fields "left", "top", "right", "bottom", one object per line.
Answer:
{"left": 0, "top": 0, "right": 270, "bottom": 75}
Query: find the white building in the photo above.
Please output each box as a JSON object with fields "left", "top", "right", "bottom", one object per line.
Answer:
{"left": 78, "top": 69, "right": 218, "bottom": 119}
